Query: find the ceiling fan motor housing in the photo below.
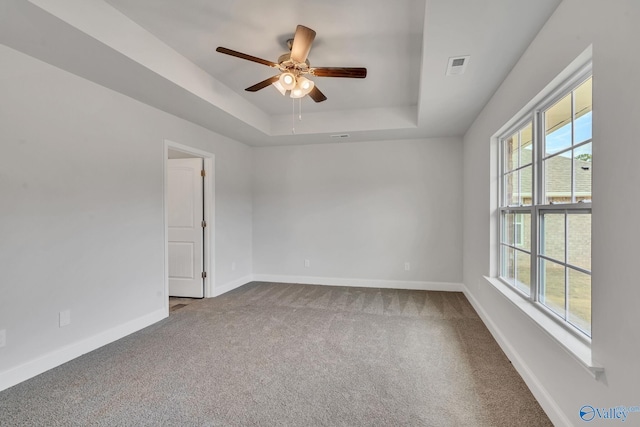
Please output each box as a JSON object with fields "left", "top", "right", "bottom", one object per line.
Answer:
{"left": 277, "top": 53, "right": 310, "bottom": 74}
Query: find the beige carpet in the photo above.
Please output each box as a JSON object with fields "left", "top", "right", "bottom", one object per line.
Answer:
{"left": 0, "top": 282, "right": 552, "bottom": 426}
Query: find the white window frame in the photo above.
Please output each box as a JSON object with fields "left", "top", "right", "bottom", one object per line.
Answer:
{"left": 497, "top": 63, "right": 593, "bottom": 342}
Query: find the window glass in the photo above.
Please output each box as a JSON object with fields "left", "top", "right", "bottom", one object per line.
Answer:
{"left": 504, "top": 122, "right": 533, "bottom": 172}
{"left": 568, "top": 214, "right": 591, "bottom": 271}
{"left": 502, "top": 212, "right": 515, "bottom": 245}
{"left": 540, "top": 259, "right": 565, "bottom": 317}
{"left": 544, "top": 141, "right": 592, "bottom": 205}
{"left": 544, "top": 94, "right": 572, "bottom": 156}
{"left": 504, "top": 167, "right": 532, "bottom": 206}
{"left": 498, "top": 70, "right": 592, "bottom": 337}
{"left": 502, "top": 121, "right": 534, "bottom": 206}
{"left": 520, "top": 166, "right": 532, "bottom": 206}
{"left": 502, "top": 246, "right": 516, "bottom": 285}
{"left": 505, "top": 133, "right": 519, "bottom": 172}
{"left": 504, "top": 171, "right": 517, "bottom": 206}
{"left": 574, "top": 77, "right": 592, "bottom": 145}
{"left": 574, "top": 143, "right": 592, "bottom": 202}
{"left": 515, "top": 250, "right": 531, "bottom": 296}
{"left": 515, "top": 213, "right": 531, "bottom": 251}
{"left": 568, "top": 268, "right": 591, "bottom": 335}
{"left": 542, "top": 213, "right": 565, "bottom": 262}
{"left": 520, "top": 122, "right": 533, "bottom": 166}
{"left": 544, "top": 154, "right": 572, "bottom": 204}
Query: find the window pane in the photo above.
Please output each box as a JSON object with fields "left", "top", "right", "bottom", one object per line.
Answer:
{"left": 504, "top": 167, "right": 532, "bottom": 206}
{"left": 544, "top": 153, "right": 572, "bottom": 204}
{"left": 520, "top": 122, "right": 533, "bottom": 166}
{"left": 574, "top": 77, "right": 592, "bottom": 145}
{"left": 568, "top": 214, "right": 591, "bottom": 271}
{"left": 574, "top": 143, "right": 592, "bottom": 202}
{"left": 504, "top": 171, "right": 517, "bottom": 206}
{"left": 515, "top": 250, "right": 531, "bottom": 296}
{"left": 545, "top": 94, "right": 572, "bottom": 156}
{"left": 540, "top": 259, "right": 565, "bottom": 318}
{"left": 520, "top": 165, "right": 532, "bottom": 206}
{"left": 515, "top": 213, "right": 531, "bottom": 251}
{"left": 541, "top": 213, "right": 565, "bottom": 262}
{"left": 505, "top": 133, "right": 518, "bottom": 172}
{"left": 501, "top": 245, "right": 515, "bottom": 285}
{"left": 504, "top": 122, "right": 533, "bottom": 173}
{"left": 568, "top": 268, "right": 591, "bottom": 335}
{"left": 502, "top": 212, "right": 514, "bottom": 245}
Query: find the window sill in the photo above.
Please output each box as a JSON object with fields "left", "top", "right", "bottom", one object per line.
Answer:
{"left": 483, "top": 276, "right": 604, "bottom": 379}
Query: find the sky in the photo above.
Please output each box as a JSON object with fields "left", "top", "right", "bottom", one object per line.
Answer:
{"left": 545, "top": 111, "right": 592, "bottom": 158}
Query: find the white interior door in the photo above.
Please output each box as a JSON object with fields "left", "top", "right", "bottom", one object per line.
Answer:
{"left": 168, "top": 158, "right": 204, "bottom": 298}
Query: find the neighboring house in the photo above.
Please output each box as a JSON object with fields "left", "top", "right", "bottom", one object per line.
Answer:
{"left": 506, "top": 151, "right": 592, "bottom": 264}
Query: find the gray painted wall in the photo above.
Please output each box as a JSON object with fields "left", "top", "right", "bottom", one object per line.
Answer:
{"left": 0, "top": 44, "right": 253, "bottom": 380}
{"left": 252, "top": 138, "right": 463, "bottom": 285}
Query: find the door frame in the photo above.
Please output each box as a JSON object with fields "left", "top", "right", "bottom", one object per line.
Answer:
{"left": 163, "top": 139, "right": 215, "bottom": 311}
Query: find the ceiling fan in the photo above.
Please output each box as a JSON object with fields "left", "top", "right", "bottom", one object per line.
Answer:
{"left": 216, "top": 25, "right": 367, "bottom": 103}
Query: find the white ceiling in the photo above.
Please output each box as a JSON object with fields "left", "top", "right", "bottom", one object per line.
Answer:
{"left": 0, "top": 0, "right": 561, "bottom": 146}
{"left": 104, "top": 0, "right": 424, "bottom": 116}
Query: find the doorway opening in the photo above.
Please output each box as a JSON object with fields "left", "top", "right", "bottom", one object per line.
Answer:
{"left": 164, "top": 140, "right": 215, "bottom": 313}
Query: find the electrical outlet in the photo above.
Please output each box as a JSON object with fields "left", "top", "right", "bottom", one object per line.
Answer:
{"left": 59, "top": 310, "right": 71, "bottom": 327}
{"left": 231, "top": 262, "right": 236, "bottom": 271}
{"left": 404, "top": 262, "right": 411, "bottom": 271}
{"left": 304, "top": 259, "right": 310, "bottom": 268}
{"left": 0, "top": 329, "right": 6, "bottom": 348}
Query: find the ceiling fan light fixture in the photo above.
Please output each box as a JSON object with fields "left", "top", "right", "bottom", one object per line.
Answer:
{"left": 279, "top": 72, "right": 296, "bottom": 90}
{"left": 272, "top": 80, "right": 287, "bottom": 96}
{"left": 297, "top": 76, "right": 315, "bottom": 94}
{"left": 290, "top": 76, "right": 315, "bottom": 98}
{"left": 290, "top": 87, "right": 305, "bottom": 99}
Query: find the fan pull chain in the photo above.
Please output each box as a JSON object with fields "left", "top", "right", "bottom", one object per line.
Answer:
{"left": 291, "top": 98, "right": 304, "bottom": 134}
{"left": 291, "top": 97, "right": 295, "bottom": 134}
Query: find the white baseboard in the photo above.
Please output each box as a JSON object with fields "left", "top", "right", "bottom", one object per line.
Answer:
{"left": 462, "top": 286, "right": 572, "bottom": 427}
{"left": 252, "top": 274, "right": 464, "bottom": 292}
{"left": 212, "top": 275, "right": 254, "bottom": 297}
{"left": 0, "top": 308, "right": 166, "bottom": 393}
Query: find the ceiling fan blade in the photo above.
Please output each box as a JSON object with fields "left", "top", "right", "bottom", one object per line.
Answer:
{"left": 308, "top": 86, "right": 327, "bottom": 103}
{"left": 216, "top": 47, "right": 278, "bottom": 68}
{"left": 311, "top": 67, "right": 367, "bottom": 78}
{"left": 290, "top": 25, "right": 316, "bottom": 63}
{"left": 245, "top": 75, "right": 281, "bottom": 92}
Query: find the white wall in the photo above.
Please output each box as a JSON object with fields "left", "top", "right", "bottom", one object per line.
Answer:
{"left": 463, "top": 1, "right": 640, "bottom": 425}
{"left": 0, "top": 44, "right": 252, "bottom": 389}
{"left": 252, "top": 138, "right": 463, "bottom": 288}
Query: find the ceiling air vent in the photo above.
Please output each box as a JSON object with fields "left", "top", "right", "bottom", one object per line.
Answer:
{"left": 446, "top": 56, "right": 470, "bottom": 76}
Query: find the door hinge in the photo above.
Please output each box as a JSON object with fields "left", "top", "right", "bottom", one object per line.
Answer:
{"left": 202, "top": 271, "right": 207, "bottom": 279}
{"left": 201, "top": 170, "right": 206, "bottom": 177}
{"left": 201, "top": 220, "right": 207, "bottom": 228}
